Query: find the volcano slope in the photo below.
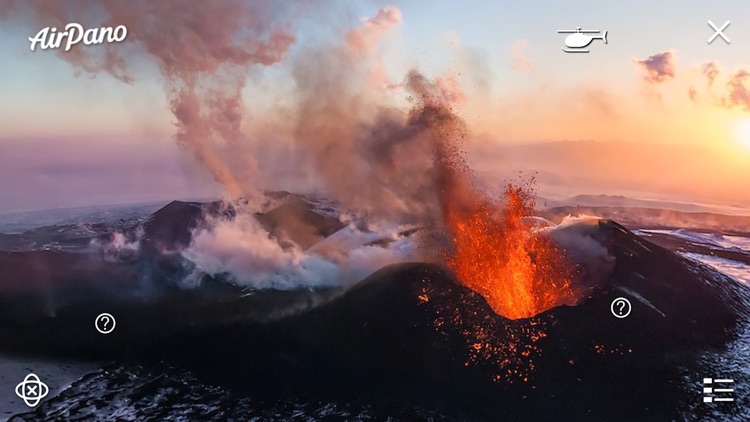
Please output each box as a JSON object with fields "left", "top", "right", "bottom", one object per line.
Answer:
{"left": 0, "top": 195, "right": 347, "bottom": 360}
{"left": 2, "top": 200, "right": 750, "bottom": 420}
{"left": 246, "top": 221, "right": 750, "bottom": 421}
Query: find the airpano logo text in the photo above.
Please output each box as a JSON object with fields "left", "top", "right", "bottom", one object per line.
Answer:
{"left": 29, "top": 23, "right": 127, "bottom": 52}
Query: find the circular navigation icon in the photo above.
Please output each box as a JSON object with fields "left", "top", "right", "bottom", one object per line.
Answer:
{"left": 95, "top": 313, "right": 116, "bottom": 334}
{"left": 15, "top": 373, "right": 48, "bottom": 407}
{"left": 610, "top": 297, "right": 632, "bottom": 318}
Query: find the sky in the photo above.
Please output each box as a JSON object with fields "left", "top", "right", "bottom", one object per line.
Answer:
{"left": 0, "top": 0, "right": 749, "bottom": 213}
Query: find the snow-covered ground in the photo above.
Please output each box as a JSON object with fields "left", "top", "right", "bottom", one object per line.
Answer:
{"left": 635, "top": 228, "right": 750, "bottom": 284}
{"left": 0, "top": 356, "right": 99, "bottom": 421}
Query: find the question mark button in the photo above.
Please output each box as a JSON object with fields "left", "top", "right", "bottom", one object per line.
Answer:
{"left": 610, "top": 297, "right": 632, "bottom": 319}
{"left": 95, "top": 313, "right": 116, "bottom": 334}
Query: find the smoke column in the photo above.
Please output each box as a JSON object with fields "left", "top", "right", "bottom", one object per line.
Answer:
{"left": 290, "top": 8, "right": 474, "bottom": 227}
{"left": 0, "top": 0, "right": 297, "bottom": 201}
{"left": 1, "top": 2, "right": 582, "bottom": 318}
{"left": 0, "top": 1, "right": 472, "bottom": 225}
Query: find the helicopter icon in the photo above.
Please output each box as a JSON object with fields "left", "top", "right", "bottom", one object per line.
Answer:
{"left": 557, "top": 27, "right": 608, "bottom": 53}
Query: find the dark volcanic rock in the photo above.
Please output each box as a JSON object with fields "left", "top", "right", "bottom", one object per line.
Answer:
{"left": 184, "top": 221, "right": 747, "bottom": 420}
{"left": 274, "top": 220, "right": 749, "bottom": 371}
{"left": 0, "top": 250, "right": 141, "bottom": 297}
{"left": 139, "top": 200, "right": 219, "bottom": 252}
{"left": 3, "top": 214, "right": 750, "bottom": 420}
{"left": 119, "top": 200, "right": 233, "bottom": 255}
{"left": 255, "top": 196, "right": 345, "bottom": 250}
{"left": 117, "top": 195, "right": 344, "bottom": 255}
{"left": 258, "top": 226, "right": 749, "bottom": 420}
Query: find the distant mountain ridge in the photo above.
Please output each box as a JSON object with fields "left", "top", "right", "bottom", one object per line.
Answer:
{"left": 540, "top": 205, "right": 750, "bottom": 236}
{"left": 470, "top": 140, "right": 750, "bottom": 209}
{"left": 545, "top": 194, "right": 750, "bottom": 215}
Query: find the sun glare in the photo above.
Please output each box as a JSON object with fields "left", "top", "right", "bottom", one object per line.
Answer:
{"left": 734, "top": 119, "right": 750, "bottom": 149}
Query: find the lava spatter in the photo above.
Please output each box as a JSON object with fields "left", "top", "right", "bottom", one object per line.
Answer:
{"left": 442, "top": 182, "right": 576, "bottom": 320}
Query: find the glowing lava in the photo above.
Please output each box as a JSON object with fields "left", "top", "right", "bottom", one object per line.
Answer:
{"left": 443, "top": 183, "right": 575, "bottom": 320}
{"left": 371, "top": 70, "right": 576, "bottom": 322}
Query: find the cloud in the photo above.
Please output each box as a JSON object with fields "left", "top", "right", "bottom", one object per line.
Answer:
{"left": 700, "top": 61, "right": 721, "bottom": 87}
{"left": 723, "top": 69, "right": 750, "bottom": 112}
{"left": 685, "top": 61, "right": 750, "bottom": 111}
{"left": 633, "top": 51, "right": 676, "bottom": 83}
{"left": 346, "top": 7, "right": 402, "bottom": 55}
{"left": 508, "top": 39, "right": 532, "bottom": 70}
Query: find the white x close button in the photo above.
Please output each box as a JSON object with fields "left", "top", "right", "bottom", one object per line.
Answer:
{"left": 708, "top": 20, "right": 731, "bottom": 44}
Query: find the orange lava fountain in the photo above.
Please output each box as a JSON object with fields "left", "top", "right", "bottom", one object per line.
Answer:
{"left": 402, "top": 71, "right": 575, "bottom": 321}
{"left": 443, "top": 183, "right": 576, "bottom": 320}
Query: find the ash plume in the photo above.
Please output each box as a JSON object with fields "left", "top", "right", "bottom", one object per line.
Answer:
{"left": 0, "top": 1, "right": 473, "bottom": 226}
{"left": 0, "top": 2, "right": 581, "bottom": 306}
{"left": 0, "top": 0, "right": 297, "bottom": 202}
{"left": 346, "top": 7, "right": 402, "bottom": 54}
{"left": 0, "top": 1, "right": 480, "bottom": 288}
{"left": 290, "top": 10, "right": 471, "bottom": 227}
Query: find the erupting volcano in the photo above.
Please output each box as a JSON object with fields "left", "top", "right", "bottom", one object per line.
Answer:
{"left": 2, "top": 1, "right": 750, "bottom": 421}
{"left": 409, "top": 72, "right": 577, "bottom": 321}
{"left": 443, "top": 183, "right": 576, "bottom": 320}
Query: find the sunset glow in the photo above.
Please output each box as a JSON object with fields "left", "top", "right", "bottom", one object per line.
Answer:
{"left": 735, "top": 119, "right": 750, "bottom": 149}
{"left": 0, "top": 1, "right": 749, "bottom": 213}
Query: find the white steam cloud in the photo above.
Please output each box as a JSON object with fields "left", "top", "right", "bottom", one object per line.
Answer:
{"left": 545, "top": 215, "right": 617, "bottom": 292}
{"left": 181, "top": 208, "right": 416, "bottom": 290}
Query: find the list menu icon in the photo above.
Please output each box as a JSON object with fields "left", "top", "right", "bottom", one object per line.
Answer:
{"left": 703, "top": 377, "right": 734, "bottom": 403}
